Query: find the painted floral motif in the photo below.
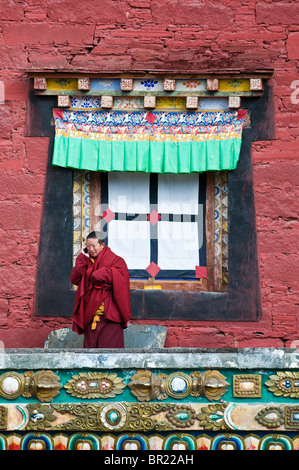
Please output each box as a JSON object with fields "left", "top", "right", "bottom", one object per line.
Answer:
{"left": 55, "top": 79, "right": 72, "bottom": 88}
{"left": 182, "top": 80, "right": 202, "bottom": 89}
{"left": 156, "top": 97, "right": 186, "bottom": 109}
{"left": 140, "top": 79, "right": 158, "bottom": 90}
{"left": 71, "top": 96, "right": 101, "bottom": 109}
{"left": 47, "top": 78, "right": 78, "bottom": 90}
{"left": 113, "top": 97, "right": 144, "bottom": 109}
{"left": 227, "top": 79, "right": 243, "bottom": 89}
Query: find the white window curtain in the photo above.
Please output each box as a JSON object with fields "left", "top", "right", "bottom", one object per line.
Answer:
{"left": 157, "top": 173, "right": 200, "bottom": 271}
{"left": 108, "top": 172, "right": 151, "bottom": 270}
{"left": 107, "top": 172, "right": 202, "bottom": 277}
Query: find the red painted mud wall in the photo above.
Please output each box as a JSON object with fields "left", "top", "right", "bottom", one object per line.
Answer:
{"left": 0, "top": 0, "right": 298, "bottom": 348}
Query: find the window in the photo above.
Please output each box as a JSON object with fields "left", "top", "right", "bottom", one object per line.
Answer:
{"left": 32, "top": 74, "right": 269, "bottom": 321}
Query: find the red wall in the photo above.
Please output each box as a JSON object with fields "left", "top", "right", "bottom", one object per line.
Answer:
{"left": 0, "top": 0, "right": 298, "bottom": 348}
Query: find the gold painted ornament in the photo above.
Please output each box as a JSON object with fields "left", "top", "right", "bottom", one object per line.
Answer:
{"left": 265, "top": 372, "right": 299, "bottom": 398}
{"left": 64, "top": 372, "right": 125, "bottom": 399}
{"left": 128, "top": 369, "right": 229, "bottom": 402}
{"left": 255, "top": 406, "right": 285, "bottom": 429}
{"left": 194, "top": 370, "right": 230, "bottom": 401}
{"left": 27, "top": 403, "right": 57, "bottom": 431}
{"left": 23, "top": 371, "right": 61, "bottom": 402}
{"left": 197, "top": 402, "right": 229, "bottom": 431}
{"left": 0, "top": 371, "right": 61, "bottom": 403}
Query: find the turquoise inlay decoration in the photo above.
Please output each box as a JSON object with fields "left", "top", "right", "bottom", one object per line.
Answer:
{"left": 21, "top": 433, "right": 53, "bottom": 450}
{"left": 116, "top": 434, "right": 148, "bottom": 450}
{"left": 68, "top": 433, "right": 101, "bottom": 450}
{"left": 212, "top": 434, "right": 244, "bottom": 450}
{"left": 259, "top": 434, "right": 293, "bottom": 451}
{"left": 163, "top": 433, "right": 196, "bottom": 450}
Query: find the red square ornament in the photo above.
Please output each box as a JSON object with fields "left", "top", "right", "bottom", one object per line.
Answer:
{"left": 195, "top": 266, "right": 208, "bottom": 279}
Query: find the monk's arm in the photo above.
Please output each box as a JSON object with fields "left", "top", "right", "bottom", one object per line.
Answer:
{"left": 90, "top": 267, "right": 112, "bottom": 286}
{"left": 70, "top": 253, "right": 89, "bottom": 285}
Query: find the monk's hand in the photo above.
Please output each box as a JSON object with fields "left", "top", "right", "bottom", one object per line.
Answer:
{"left": 82, "top": 246, "right": 89, "bottom": 257}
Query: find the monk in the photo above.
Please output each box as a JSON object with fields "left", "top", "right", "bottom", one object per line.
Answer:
{"left": 70, "top": 231, "right": 131, "bottom": 348}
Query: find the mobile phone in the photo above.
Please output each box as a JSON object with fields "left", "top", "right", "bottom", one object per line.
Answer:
{"left": 83, "top": 247, "right": 88, "bottom": 254}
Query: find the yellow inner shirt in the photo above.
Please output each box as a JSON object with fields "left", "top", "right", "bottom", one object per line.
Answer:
{"left": 90, "top": 257, "right": 104, "bottom": 330}
{"left": 91, "top": 301, "right": 104, "bottom": 330}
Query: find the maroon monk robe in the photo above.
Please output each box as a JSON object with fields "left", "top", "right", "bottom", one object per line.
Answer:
{"left": 70, "top": 245, "right": 131, "bottom": 348}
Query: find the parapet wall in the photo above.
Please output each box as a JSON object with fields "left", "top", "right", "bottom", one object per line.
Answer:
{"left": 1, "top": 348, "right": 299, "bottom": 451}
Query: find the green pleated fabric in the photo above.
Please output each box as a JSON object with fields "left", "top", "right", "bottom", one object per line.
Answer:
{"left": 52, "top": 135, "right": 242, "bottom": 173}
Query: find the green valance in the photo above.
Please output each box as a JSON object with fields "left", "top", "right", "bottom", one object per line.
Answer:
{"left": 52, "top": 109, "right": 247, "bottom": 173}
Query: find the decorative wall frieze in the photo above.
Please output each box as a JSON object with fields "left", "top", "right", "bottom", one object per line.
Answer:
{"left": 2, "top": 369, "right": 299, "bottom": 406}
{"left": 33, "top": 75, "right": 265, "bottom": 98}
{"left": 0, "top": 430, "right": 296, "bottom": 450}
{"left": 32, "top": 75, "right": 265, "bottom": 110}
{"left": 2, "top": 401, "right": 299, "bottom": 433}
{"left": 3, "top": 369, "right": 299, "bottom": 404}
{"left": 0, "top": 368, "right": 230, "bottom": 403}
{"left": 0, "top": 348, "right": 299, "bottom": 450}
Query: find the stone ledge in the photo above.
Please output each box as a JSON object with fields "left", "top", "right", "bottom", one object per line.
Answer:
{"left": 44, "top": 324, "right": 168, "bottom": 349}
{"left": 0, "top": 348, "right": 298, "bottom": 370}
